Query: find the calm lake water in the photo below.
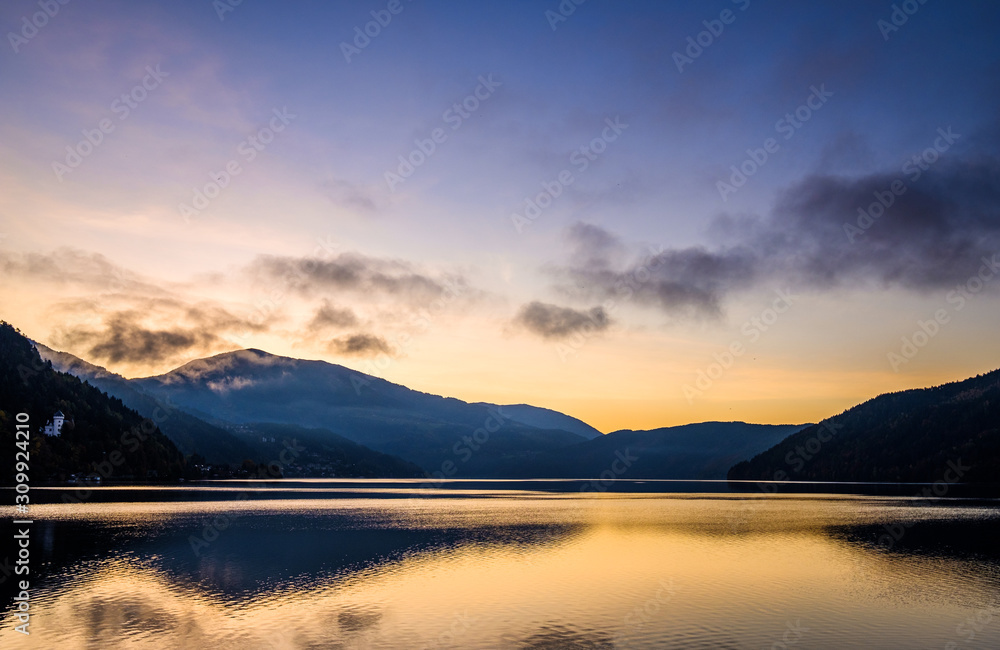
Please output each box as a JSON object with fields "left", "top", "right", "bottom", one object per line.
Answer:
{"left": 2, "top": 480, "right": 1000, "bottom": 649}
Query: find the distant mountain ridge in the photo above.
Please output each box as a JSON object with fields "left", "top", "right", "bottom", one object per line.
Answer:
{"left": 477, "top": 421, "right": 808, "bottom": 479}
{"left": 35, "top": 346, "right": 596, "bottom": 473}
{"left": 35, "top": 344, "right": 431, "bottom": 477}
{"left": 486, "top": 403, "right": 603, "bottom": 439}
{"left": 127, "top": 348, "right": 592, "bottom": 472}
{"left": 36, "top": 345, "right": 805, "bottom": 479}
{"left": 24, "top": 339, "right": 1000, "bottom": 483}
{"left": 728, "top": 368, "right": 1000, "bottom": 484}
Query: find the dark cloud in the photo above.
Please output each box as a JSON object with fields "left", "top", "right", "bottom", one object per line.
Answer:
{"left": 55, "top": 312, "right": 222, "bottom": 365}
{"left": 249, "top": 252, "right": 462, "bottom": 303}
{"left": 47, "top": 298, "right": 265, "bottom": 367}
{"left": 8, "top": 246, "right": 475, "bottom": 367}
{"left": 309, "top": 301, "right": 359, "bottom": 329}
{"left": 561, "top": 244, "right": 758, "bottom": 319}
{"left": 328, "top": 333, "right": 392, "bottom": 357}
{"left": 763, "top": 157, "right": 1000, "bottom": 289}
{"left": 514, "top": 301, "right": 611, "bottom": 340}
{"left": 555, "top": 154, "right": 1000, "bottom": 318}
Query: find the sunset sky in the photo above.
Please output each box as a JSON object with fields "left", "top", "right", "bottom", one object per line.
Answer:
{"left": 2, "top": 0, "right": 999, "bottom": 432}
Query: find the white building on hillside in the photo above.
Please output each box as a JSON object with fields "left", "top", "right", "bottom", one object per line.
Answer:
{"left": 43, "top": 411, "right": 65, "bottom": 437}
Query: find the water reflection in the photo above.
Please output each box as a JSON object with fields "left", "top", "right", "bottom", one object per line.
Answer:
{"left": 1, "top": 490, "right": 999, "bottom": 648}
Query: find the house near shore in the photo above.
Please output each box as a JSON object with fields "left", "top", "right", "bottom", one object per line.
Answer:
{"left": 43, "top": 411, "right": 66, "bottom": 436}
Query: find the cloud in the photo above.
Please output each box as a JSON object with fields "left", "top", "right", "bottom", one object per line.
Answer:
{"left": 0, "top": 248, "right": 168, "bottom": 297}
{"left": 320, "top": 178, "right": 384, "bottom": 213}
{"left": 567, "top": 221, "right": 626, "bottom": 269}
{"left": 513, "top": 301, "right": 611, "bottom": 340}
{"left": 309, "top": 301, "right": 360, "bottom": 329}
{"left": 54, "top": 311, "right": 222, "bottom": 365}
{"left": 248, "top": 252, "right": 464, "bottom": 303}
{"left": 559, "top": 242, "right": 757, "bottom": 319}
{"left": 554, "top": 153, "right": 1000, "bottom": 318}
{"left": 0, "top": 249, "right": 275, "bottom": 368}
{"left": 3, "top": 244, "right": 479, "bottom": 370}
{"left": 43, "top": 296, "right": 268, "bottom": 369}
{"left": 753, "top": 157, "right": 1000, "bottom": 289}
{"left": 328, "top": 333, "right": 393, "bottom": 357}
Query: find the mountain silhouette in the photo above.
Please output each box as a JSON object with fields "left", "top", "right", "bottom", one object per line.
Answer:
{"left": 0, "top": 322, "right": 184, "bottom": 483}
{"left": 38, "top": 345, "right": 806, "bottom": 478}
{"left": 728, "top": 368, "right": 1000, "bottom": 484}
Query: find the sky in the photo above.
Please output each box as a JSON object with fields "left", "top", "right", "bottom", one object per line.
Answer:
{"left": 2, "top": 0, "right": 999, "bottom": 433}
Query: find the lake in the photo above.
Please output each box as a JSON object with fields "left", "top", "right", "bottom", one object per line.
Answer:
{"left": 2, "top": 480, "right": 1000, "bottom": 649}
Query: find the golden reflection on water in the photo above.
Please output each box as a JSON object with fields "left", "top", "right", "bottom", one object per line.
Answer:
{"left": 2, "top": 494, "right": 999, "bottom": 649}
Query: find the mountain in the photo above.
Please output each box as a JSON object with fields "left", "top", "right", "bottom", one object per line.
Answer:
{"left": 477, "top": 422, "right": 807, "bottom": 479}
{"left": 35, "top": 344, "right": 428, "bottom": 476}
{"left": 226, "top": 422, "right": 424, "bottom": 478}
{"left": 35, "top": 342, "right": 255, "bottom": 464}
{"left": 728, "top": 368, "right": 1000, "bottom": 484}
{"left": 128, "top": 349, "right": 591, "bottom": 473}
{"left": 31, "top": 344, "right": 810, "bottom": 479}
{"left": 493, "top": 403, "right": 603, "bottom": 439}
{"left": 0, "top": 322, "right": 184, "bottom": 483}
